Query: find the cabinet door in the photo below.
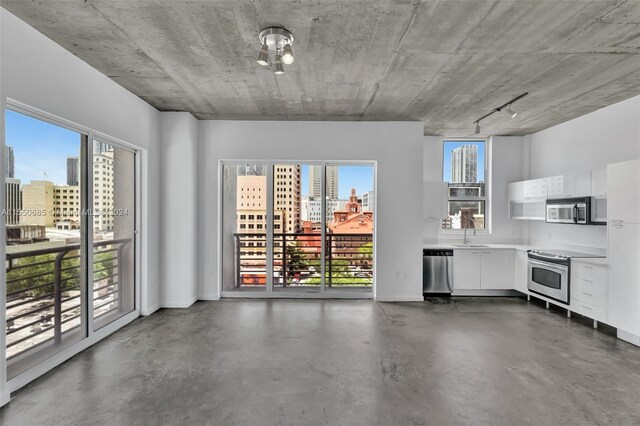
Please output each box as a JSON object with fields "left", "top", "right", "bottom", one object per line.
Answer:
{"left": 608, "top": 159, "right": 640, "bottom": 223}
{"left": 453, "top": 250, "right": 481, "bottom": 290}
{"left": 423, "top": 181, "right": 448, "bottom": 219}
{"left": 514, "top": 250, "right": 529, "bottom": 293}
{"left": 591, "top": 168, "right": 607, "bottom": 196}
{"left": 480, "top": 250, "right": 514, "bottom": 289}
{"left": 547, "top": 175, "right": 564, "bottom": 198}
{"left": 608, "top": 223, "right": 640, "bottom": 334}
{"left": 508, "top": 181, "right": 524, "bottom": 202}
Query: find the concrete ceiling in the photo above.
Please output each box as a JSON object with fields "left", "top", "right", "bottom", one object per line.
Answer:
{"left": 3, "top": 0, "right": 640, "bottom": 136}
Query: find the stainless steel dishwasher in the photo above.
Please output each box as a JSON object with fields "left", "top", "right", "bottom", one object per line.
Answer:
{"left": 423, "top": 249, "right": 453, "bottom": 297}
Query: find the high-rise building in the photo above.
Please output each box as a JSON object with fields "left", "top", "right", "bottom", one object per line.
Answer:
{"left": 275, "top": 165, "right": 301, "bottom": 233}
{"left": 67, "top": 156, "right": 79, "bottom": 186}
{"left": 5, "top": 146, "right": 15, "bottom": 178}
{"left": 5, "top": 178, "right": 21, "bottom": 225}
{"left": 362, "top": 191, "right": 375, "bottom": 212}
{"left": 308, "top": 166, "right": 338, "bottom": 199}
{"left": 451, "top": 145, "right": 478, "bottom": 183}
{"left": 93, "top": 149, "right": 114, "bottom": 232}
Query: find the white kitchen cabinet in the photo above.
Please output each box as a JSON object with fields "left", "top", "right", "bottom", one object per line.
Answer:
{"left": 570, "top": 260, "right": 608, "bottom": 323}
{"left": 608, "top": 222, "right": 640, "bottom": 338}
{"left": 423, "top": 181, "right": 448, "bottom": 220}
{"left": 453, "top": 249, "right": 514, "bottom": 290}
{"left": 591, "top": 168, "right": 607, "bottom": 196}
{"left": 513, "top": 250, "right": 529, "bottom": 293}
{"left": 508, "top": 181, "right": 524, "bottom": 202}
{"left": 509, "top": 181, "right": 545, "bottom": 220}
{"left": 547, "top": 171, "right": 592, "bottom": 199}
{"left": 453, "top": 250, "right": 482, "bottom": 290}
{"left": 523, "top": 178, "right": 548, "bottom": 199}
{"left": 608, "top": 159, "right": 640, "bottom": 224}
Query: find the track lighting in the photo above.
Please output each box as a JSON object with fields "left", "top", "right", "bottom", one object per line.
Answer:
{"left": 502, "top": 105, "right": 517, "bottom": 118}
{"left": 257, "top": 27, "right": 294, "bottom": 75}
{"left": 257, "top": 44, "right": 270, "bottom": 66}
{"left": 471, "top": 92, "right": 528, "bottom": 134}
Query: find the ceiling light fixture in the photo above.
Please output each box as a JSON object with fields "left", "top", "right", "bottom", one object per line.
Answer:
{"left": 257, "top": 27, "right": 294, "bottom": 75}
{"left": 471, "top": 92, "right": 528, "bottom": 135}
{"left": 257, "top": 43, "right": 270, "bottom": 67}
{"left": 502, "top": 105, "right": 518, "bottom": 118}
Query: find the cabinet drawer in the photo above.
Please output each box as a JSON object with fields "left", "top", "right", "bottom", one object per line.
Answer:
{"left": 570, "top": 299, "right": 607, "bottom": 322}
{"left": 571, "top": 285, "right": 606, "bottom": 308}
{"left": 572, "top": 276, "right": 607, "bottom": 298}
{"left": 573, "top": 263, "right": 607, "bottom": 283}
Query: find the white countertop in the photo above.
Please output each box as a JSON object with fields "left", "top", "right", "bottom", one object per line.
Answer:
{"left": 423, "top": 243, "right": 535, "bottom": 251}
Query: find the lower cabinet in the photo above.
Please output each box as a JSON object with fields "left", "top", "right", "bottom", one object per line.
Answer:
{"left": 514, "top": 250, "right": 529, "bottom": 293}
{"left": 453, "top": 249, "right": 514, "bottom": 290}
{"left": 570, "top": 260, "right": 608, "bottom": 323}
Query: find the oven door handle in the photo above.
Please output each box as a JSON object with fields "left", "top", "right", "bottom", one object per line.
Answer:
{"left": 529, "top": 259, "right": 568, "bottom": 273}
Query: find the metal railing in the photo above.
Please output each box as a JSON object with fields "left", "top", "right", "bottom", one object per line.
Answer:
{"left": 5, "top": 238, "right": 131, "bottom": 360}
{"left": 234, "top": 233, "right": 373, "bottom": 288}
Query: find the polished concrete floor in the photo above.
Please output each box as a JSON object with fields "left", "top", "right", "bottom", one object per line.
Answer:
{"left": 2, "top": 297, "right": 640, "bottom": 425}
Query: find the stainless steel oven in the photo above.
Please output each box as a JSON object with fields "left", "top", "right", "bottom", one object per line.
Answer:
{"left": 546, "top": 197, "right": 590, "bottom": 224}
{"left": 527, "top": 251, "right": 570, "bottom": 304}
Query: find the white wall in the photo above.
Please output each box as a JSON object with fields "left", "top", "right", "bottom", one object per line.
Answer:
{"left": 423, "top": 136, "right": 527, "bottom": 243}
{"left": 1, "top": 8, "right": 161, "bottom": 402}
{"left": 197, "top": 121, "right": 425, "bottom": 301}
{"left": 159, "top": 112, "right": 198, "bottom": 307}
{"left": 527, "top": 95, "right": 640, "bottom": 249}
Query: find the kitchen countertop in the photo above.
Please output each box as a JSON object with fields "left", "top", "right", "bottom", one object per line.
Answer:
{"left": 423, "top": 243, "right": 608, "bottom": 261}
{"left": 423, "top": 243, "right": 535, "bottom": 251}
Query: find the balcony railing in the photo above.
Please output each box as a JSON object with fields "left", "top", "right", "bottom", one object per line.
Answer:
{"left": 234, "top": 233, "right": 373, "bottom": 289}
{"left": 5, "top": 238, "right": 132, "bottom": 363}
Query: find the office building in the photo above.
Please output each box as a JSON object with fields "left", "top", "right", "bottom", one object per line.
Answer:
{"left": 308, "top": 165, "right": 338, "bottom": 199}
{"left": 4, "top": 178, "right": 21, "bottom": 225}
{"left": 67, "top": 156, "right": 79, "bottom": 186}
{"left": 451, "top": 144, "right": 478, "bottom": 183}
{"left": 5, "top": 146, "right": 14, "bottom": 178}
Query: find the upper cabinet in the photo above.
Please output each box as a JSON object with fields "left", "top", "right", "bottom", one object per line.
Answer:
{"left": 522, "top": 178, "right": 548, "bottom": 199}
{"left": 608, "top": 159, "right": 640, "bottom": 224}
{"left": 547, "top": 171, "right": 591, "bottom": 199}
{"left": 423, "top": 181, "right": 448, "bottom": 220}
{"left": 591, "top": 168, "right": 607, "bottom": 197}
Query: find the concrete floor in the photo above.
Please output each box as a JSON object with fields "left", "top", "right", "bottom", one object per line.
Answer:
{"left": 2, "top": 297, "right": 640, "bottom": 425}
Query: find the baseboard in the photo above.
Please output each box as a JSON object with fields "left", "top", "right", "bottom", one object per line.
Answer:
{"left": 375, "top": 295, "right": 423, "bottom": 302}
{"left": 617, "top": 329, "right": 640, "bottom": 347}
{"left": 0, "top": 389, "right": 10, "bottom": 407}
{"left": 141, "top": 303, "right": 160, "bottom": 316}
{"left": 199, "top": 293, "right": 221, "bottom": 301}
{"left": 160, "top": 297, "right": 197, "bottom": 309}
{"left": 451, "top": 290, "right": 520, "bottom": 297}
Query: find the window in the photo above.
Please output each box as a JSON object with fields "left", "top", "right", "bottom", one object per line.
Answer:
{"left": 442, "top": 140, "right": 488, "bottom": 230}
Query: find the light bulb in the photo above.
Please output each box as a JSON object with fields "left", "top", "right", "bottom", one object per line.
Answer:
{"left": 282, "top": 43, "right": 294, "bottom": 65}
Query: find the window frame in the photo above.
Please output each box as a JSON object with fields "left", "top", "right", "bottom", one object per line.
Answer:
{"left": 441, "top": 138, "right": 491, "bottom": 235}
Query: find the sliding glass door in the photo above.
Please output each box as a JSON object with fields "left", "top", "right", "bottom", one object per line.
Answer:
{"left": 220, "top": 161, "right": 375, "bottom": 297}
{"left": 4, "top": 109, "right": 137, "bottom": 380}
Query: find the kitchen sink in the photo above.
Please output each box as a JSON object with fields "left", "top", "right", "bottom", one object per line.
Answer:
{"left": 452, "top": 244, "right": 490, "bottom": 248}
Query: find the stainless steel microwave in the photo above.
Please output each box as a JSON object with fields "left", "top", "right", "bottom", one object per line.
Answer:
{"left": 546, "top": 197, "right": 590, "bottom": 224}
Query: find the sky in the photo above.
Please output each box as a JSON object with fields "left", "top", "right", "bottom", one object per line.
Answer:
{"left": 5, "top": 109, "right": 80, "bottom": 185}
{"left": 442, "top": 140, "right": 485, "bottom": 182}
{"left": 301, "top": 165, "right": 374, "bottom": 199}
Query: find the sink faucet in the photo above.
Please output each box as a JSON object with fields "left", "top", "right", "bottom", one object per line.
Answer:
{"left": 463, "top": 219, "right": 476, "bottom": 245}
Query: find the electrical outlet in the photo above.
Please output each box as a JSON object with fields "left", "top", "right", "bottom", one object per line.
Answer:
{"left": 394, "top": 271, "right": 401, "bottom": 279}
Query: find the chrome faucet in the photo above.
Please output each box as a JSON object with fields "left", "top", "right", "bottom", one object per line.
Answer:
{"left": 463, "top": 219, "right": 476, "bottom": 245}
